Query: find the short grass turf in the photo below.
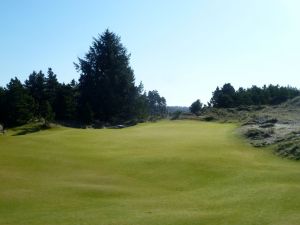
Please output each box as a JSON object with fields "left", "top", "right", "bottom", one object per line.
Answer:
{"left": 0, "top": 120, "right": 300, "bottom": 225}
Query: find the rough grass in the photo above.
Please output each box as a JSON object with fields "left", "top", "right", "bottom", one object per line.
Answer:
{"left": 0, "top": 121, "right": 300, "bottom": 225}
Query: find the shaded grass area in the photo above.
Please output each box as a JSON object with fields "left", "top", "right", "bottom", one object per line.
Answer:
{"left": 0, "top": 121, "right": 300, "bottom": 225}
{"left": 7, "top": 122, "right": 50, "bottom": 136}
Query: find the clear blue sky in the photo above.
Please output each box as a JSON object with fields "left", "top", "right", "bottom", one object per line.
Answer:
{"left": 1, "top": 0, "right": 300, "bottom": 106}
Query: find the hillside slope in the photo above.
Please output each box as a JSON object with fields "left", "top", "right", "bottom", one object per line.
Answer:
{"left": 183, "top": 96, "right": 300, "bottom": 159}
{"left": 0, "top": 121, "right": 300, "bottom": 225}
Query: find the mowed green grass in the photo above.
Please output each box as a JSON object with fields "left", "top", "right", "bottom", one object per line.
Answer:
{"left": 0, "top": 121, "right": 300, "bottom": 225}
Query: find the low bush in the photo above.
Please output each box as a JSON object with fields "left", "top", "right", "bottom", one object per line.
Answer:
{"left": 245, "top": 128, "right": 273, "bottom": 140}
{"left": 276, "top": 141, "right": 300, "bottom": 160}
{"left": 170, "top": 111, "right": 182, "bottom": 120}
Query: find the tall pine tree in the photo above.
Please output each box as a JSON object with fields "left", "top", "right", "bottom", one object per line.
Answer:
{"left": 25, "top": 71, "right": 47, "bottom": 118}
{"left": 45, "top": 68, "right": 59, "bottom": 115}
{"left": 75, "top": 29, "right": 138, "bottom": 123}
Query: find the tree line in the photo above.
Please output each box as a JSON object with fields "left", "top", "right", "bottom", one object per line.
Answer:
{"left": 190, "top": 83, "right": 300, "bottom": 114}
{"left": 189, "top": 83, "right": 300, "bottom": 114}
{"left": 0, "top": 30, "right": 167, "bottom": 127}
{"left": 210, "top": 83, "right": 300, "bottom": 108}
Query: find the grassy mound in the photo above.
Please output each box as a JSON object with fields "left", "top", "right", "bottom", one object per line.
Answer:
{"left": 283, "top": 96, "right": 300, "bottom": 108}
{"left": 0, "top": 121, "right": 300, "bottom": 225}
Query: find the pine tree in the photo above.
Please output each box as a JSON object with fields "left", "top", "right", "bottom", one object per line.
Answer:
{"left": 134, "top": 82, "right": 149, "bottom": 120}
{"left": 147, "top": 90, "right": 167, "bottom": 118}
{"left": 45, "top": 68, "right": 59, "bottom": 115}
{"left": 40, "top": 100, "right": 54, "bottom": 127}
{"left": 0, "top": 87, "right": 5, "bottom": 124}
{"left": 55, "top": 83, "right": 77, "bottom": 121}
{"left": 25, "top": 71, "right": 47, "bottom": 118}
{"left": 210, "top": 83, "right": 236, "bottom": 108}
{"left": 75, "top": 29, "right": 138, "bottom": 123}
{"left": 189, "top": 99, "right": 203, "bottom": 115}
{"left": 5, "top": 78, "right": 35, "bottom": 126}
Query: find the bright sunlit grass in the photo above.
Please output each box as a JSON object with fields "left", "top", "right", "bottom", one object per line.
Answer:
{"left": 0, "top": 120, "right": 299, "bottom": 225}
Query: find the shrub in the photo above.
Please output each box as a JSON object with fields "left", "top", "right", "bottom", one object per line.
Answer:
{"left": 245, "top": 128, "right": 272, "bottom": 140}
{"left": 276, "top": 141, "right": 300, "bottom": 160}
{"left": 171, "top": 111, "right": 182, "bottom": 120}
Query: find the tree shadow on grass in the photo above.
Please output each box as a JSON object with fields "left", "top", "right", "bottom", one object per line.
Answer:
{"left": 12, "top": 124, "right": 50, "bottom": 136}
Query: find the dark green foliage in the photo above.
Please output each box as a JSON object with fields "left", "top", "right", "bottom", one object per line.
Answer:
{"left": 73, "top": 29, "right": 163, "bottom": 123}
{"left": 40, "top": 101, "right": 55, "bottom": 125}
{"left": 147, "top": 90, "right": 167, "bottom": 118}
{"left": 75, "top": 29, "right": 139, "bottom": 123}
{"left": 0, "top": 87, "right": 5, "bottom": 124}
{"left": 13, "top": 122, "right": 50, "bottom": 136}
{"left": 24, "top": 69, "right": 77, "bottom": 123}
{"left": 189, "top": 99, "right": 203, "bottom": 115}
{"left": 276, "top": 141, "right": 300, "bottom": 160}
{"left": 134, "top": 83, "right": 149, "bottom": 121}
{"left": 170, "top": 111, "right": 182, "bottom": 120}
{"left": 45, "top": 68, "right": 60, "bottom": 113}
{"left": 202, "top": 116, "right": 216, "bottom": 121}
{"left": 210, "top": 83, "right": 236, "bottom": 108}
{"left": 25, "top": 71, "right": 47, "bottom": 117}
{"left": 210, "top": 83, "right": 300, "bottom": 108}
{"left": 0, "top": 30, "right": 166, "bottom": 127}
{"left": 5, "top": 78, "right": 35, "bottom": 126}
{"left": 0, "top": 71, "right": 80, "bottom": 126}
{"left": 273, "top": 131, "right": 300, "bottom": 160}
{"left": 55, "top": 83, "right": 77, "bottom": 121}
{"left": 75, "top": 29, "right": 167, "bottom": 124}
{"left": 78, "top": 102, "right": 94, "bottom": 124}
{"left": 245, "top": 128, "right": 272, "bottom": 140}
